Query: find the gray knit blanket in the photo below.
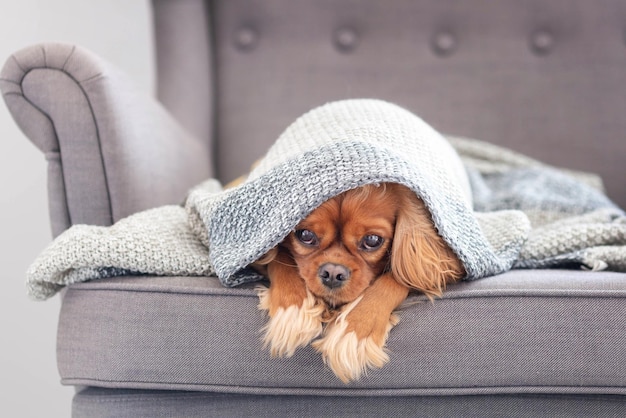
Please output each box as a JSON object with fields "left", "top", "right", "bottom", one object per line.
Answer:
{"left": 27, "top": 99, "right": 626, "bottom": 300}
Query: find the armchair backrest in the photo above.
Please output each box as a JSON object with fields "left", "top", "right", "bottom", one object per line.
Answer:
{"left": 154, "top": 0, "right": 626, "bottom": 208}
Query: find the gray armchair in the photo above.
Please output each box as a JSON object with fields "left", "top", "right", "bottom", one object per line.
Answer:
{"left": 2, "top": 0, "right": 625, "bottom": 416}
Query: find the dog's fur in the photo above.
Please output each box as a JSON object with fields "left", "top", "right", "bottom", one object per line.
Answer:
{"left": 253, "top": 183, "right": 465, "bottom": 382}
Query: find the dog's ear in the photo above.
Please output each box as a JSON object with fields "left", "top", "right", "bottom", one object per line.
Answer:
{"left": 250, "top": 246, "right": 280, "bottom": 277}
{"left": 255, "top": 247, "right": 279, "bottom": 265}
{"left": 390, "top": 186, "right": 464, "bottom": 300}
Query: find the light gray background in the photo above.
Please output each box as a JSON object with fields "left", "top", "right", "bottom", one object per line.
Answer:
{"left": 0, "top": 1, "right": 154, "bottom": 416}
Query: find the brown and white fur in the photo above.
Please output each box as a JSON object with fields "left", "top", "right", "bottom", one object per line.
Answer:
{"left": 253, "top": 183, "right": 465, "bottom": 382}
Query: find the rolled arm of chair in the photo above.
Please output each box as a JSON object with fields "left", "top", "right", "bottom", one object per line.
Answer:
{"left": 0, "top": 43, "right": 212, "bottom": 237}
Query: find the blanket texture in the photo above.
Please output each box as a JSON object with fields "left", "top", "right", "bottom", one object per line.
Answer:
{"left": 27, "top": 99, "right": 626, "bottom": 300}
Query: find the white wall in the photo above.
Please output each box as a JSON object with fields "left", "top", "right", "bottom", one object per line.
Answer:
{"left": 0, "top": 1, "right": 154, "bottom": 416}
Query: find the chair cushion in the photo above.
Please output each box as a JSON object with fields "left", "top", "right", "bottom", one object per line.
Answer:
{"left": 57, "top": 269, "right": 626, "bottom": 396}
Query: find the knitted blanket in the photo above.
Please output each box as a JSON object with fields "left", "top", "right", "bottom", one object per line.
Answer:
{"left": 27, "top": 99, "right": 626, "bottom": 300}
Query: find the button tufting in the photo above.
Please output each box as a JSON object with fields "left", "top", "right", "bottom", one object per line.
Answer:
{"left": 334, "top": 27, "right": 359, "bottom": 53}
{"left": 530, "top": 30, "right": 554, "bottom": 55}
{"left": 234, "top": 26, "right": 259, "bottom": 51}
{"left": 432, "top": 31, "right": 457, "bottom": 56}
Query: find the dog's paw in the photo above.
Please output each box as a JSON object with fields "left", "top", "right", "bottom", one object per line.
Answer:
{"left": 257, "top": 287, "right": 325, "bottom": 357}
{"left": 311, "top": 298, "right": 400, "bottom": 383}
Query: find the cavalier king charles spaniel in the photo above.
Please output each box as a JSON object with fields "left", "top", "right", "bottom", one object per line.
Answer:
{"left": 253, "top": 182, "right": 465, "bottom": 382}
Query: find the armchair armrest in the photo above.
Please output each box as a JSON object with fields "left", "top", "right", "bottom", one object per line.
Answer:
{"left": 0, "top": 43, "right": 212, "bottom": 237}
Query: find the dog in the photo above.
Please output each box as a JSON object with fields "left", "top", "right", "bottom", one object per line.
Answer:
{"left": 253, "top": 182, "right": 465, "bottom": 382}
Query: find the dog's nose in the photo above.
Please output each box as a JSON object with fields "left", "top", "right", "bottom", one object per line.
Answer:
{"left": 318, "top": 263, "right": 351, "bottom": 289}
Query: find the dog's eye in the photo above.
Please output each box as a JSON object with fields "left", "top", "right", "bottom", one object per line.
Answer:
{"left": 295, "top": 229, "right": 319, "bottom": 246}
{"left": 360, "top": 234, "right": 384, "bottom": 251}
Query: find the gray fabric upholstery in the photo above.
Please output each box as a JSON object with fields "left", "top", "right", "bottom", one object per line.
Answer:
{"left": 72, "top": 388, "right": 626, "bottom": 418}
{"left": 153, "top": 0, "right": 214, "bottom": 145}
{"left": 0, "top": 43, "right": 211, "bottom": 236}
{"left": 207, "top": 0, "right": 626, "bottom": 209}
{"left": 58, "top": 270, "right": 626, "bottom": 395}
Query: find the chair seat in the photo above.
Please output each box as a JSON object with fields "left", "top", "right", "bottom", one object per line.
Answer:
{"left": 71, "top": 387, "right": 626, "bottom": 417}
{"left": 57, "top": 269, "right": 626, "bottom": 396}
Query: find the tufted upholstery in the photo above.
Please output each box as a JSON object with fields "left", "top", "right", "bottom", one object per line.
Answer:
{"left": 155, "top": 0, "right": 626, "bottom": 208}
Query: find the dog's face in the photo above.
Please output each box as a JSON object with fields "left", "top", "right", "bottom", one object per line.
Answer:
{"left": 283, "top": 184, "right": 399, "bottom": 307}
{"left": 279, "top": 183, "right": 465, "bottom": 308}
